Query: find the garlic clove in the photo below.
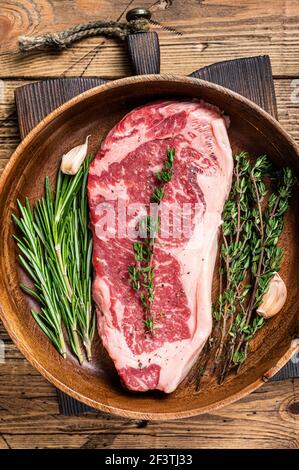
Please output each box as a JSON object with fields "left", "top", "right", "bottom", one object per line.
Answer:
{"left": 257, "top": 272, "right": 287, "bottom": 319}
{"left": 60, "top": 135, "right": 91, "bottom": 175}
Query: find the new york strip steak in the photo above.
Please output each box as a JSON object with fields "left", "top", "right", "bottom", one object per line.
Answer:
{"left": 88, "top": 100, "right": 233, "bottom": 393}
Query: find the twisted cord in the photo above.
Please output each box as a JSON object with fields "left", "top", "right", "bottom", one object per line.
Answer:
{"left": 18, "top": 19, "right": 150, "bottom": 52}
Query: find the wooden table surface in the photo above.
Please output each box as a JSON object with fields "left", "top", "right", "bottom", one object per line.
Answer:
{"left": 0, "top": 0, "right": 298, "bottom": 449}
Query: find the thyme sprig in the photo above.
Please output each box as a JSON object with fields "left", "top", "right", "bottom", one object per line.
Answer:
{"left": 128, "top": 148, "right": 175, "bottom": 334}
{"left": 13, "top": 157, "right": 95, "bottom": 363}
{"left": 232, "top": 165, "right": 296, "bottom": 367}
{"left": 129, "top": 217, "right": 159, "bottom": 335}
{"left": 213, "top": 152, "right": 254, "bottom": 368}
{"left": 211, "top": 152, "right": 296, "bottom": 382}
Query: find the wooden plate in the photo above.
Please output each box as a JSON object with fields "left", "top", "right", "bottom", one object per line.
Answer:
{"left": 0, "top": 75, "right": 298, "bottom": 420}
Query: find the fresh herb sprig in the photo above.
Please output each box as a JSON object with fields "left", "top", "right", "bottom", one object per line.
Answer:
{"left": 128, "top": 148, "right": 175, "bottom": 334}
{"left": 156, "top": 148, "right": 175, "bottom": 183}
{"left": 13, "top": 200, "right": 67, "bottom": 357}
{"left": 210, "top": 152, "right": 296, "bottom": 383}
{"left": 231, "top": 165, "right": 296, "bottom": 367}
{"left": 213, "top": 152, "right": 255, "bottom": 372}
{"left": 13, "top": 157, "right": 95, "bottom": 363}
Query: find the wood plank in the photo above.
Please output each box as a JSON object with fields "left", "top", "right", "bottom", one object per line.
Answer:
{"left": 0, "top": 322, "right": 11, "bottom": 340}
{"left": 276, "top": 80, "right": 299, "bottom": 144}
{"left": 0, "top": 374, "right": 56, "bottom": 398}
{"left": 0, "top": 1, "right": 299, "bottom": 78}
{"left": 0, "top": 435, "right": 10, "bottom": 449}
{"left": 0, "top": 380, "right": 297, "bottom": 448}
{"left": 0, "top": 80, "right": 24, "bottom": 164}
{"left": 2, "top": 432, "right": 297, "bottom": 449}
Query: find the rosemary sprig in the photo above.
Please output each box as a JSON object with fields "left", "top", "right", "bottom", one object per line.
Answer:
{"left": 13, "top": 156, "right": 95, "bottom": 363}
{"left": 13, "top": 200, "right": 66, "bottom": 357}
{"left": 210, "top": 152, "right": 296, "bottom": 383}
{"left": 128, "top": 148, "right": 175, "bottom": 334}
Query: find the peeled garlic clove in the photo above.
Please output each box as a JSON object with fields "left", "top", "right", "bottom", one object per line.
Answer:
{"left": 60, "top": 135, "right": 90, "bottom": 175}
{"left": 257, "top": 272, "right": 287, "bottom": 319}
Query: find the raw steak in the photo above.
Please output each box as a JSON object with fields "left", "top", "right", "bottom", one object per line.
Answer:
{"left": 88, "top": 100, "right": 233, "bottom": 393}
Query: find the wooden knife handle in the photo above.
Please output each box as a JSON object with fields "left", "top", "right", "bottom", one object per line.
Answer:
{"left": 126, "top": 31, "right": 160, "bottom": 75}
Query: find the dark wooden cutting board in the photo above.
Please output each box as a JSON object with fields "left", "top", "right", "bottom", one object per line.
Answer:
{"left": 14, "top": 55, "right": 299, "bottom": 415}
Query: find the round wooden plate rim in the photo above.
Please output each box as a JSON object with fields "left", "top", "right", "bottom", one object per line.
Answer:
{"left": 2, "top": 73, "right": 299, "bottom": 185}
{"left": 0, "top": 74, "right": 298, "bottom": 420}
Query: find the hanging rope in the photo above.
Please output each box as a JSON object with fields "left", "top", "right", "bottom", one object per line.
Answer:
{"left": 18, "top": 18, "right": 150, "bottom": 52}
